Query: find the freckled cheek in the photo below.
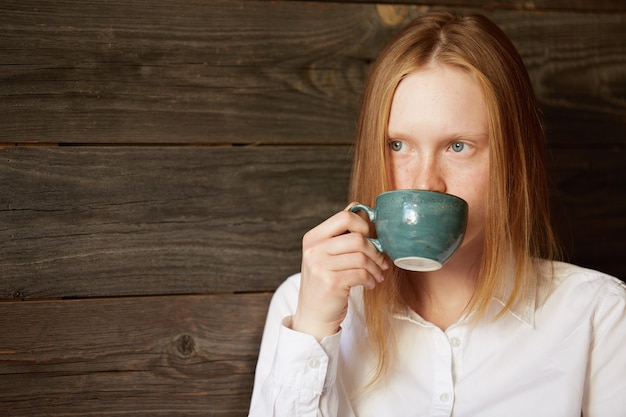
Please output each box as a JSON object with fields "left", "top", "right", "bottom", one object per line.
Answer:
{"left": 453, "top": 204, "right": 483, "bottom": 250}
{"left": 468, "top": 201, "right": 487, "bottom": 224}
{"left": 463, "top": 191, "right": 489, "bottom": 239}
{"left": 388, "top": 163, "right": 413, "bottom": 189}
{"left": 386, "top": 158, "right": 400, "bottom": 187}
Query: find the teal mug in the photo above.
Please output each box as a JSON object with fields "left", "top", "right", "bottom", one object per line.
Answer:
{"left": 350, "top": 190, "right": 468, "bottom": 271}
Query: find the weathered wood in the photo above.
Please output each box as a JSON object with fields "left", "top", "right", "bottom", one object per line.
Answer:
{"left": 548, "top": 148, "right": 626, "bottom": 278}
{"left": 2, "top": 146, "right": 624, "bottom": 301}
{"left": 1, "top": 1, "right": 624, "bottom": 147}
{"left": 0, "top": 1, "right": 623, "bottom": 416}
{"left": 0, "top": 292, "right": 272, "bottom": 416}
{"left": 0, "top": 0, "right": 385, "bottom": 145}
{"left": 321, "top": 0, "right": 626, "bottom": 12}
{"left": 0, "top": 146, "right": 352, "bottom": 299}
{"left": 494, "top": 11, "right": 626, "bottom": 149}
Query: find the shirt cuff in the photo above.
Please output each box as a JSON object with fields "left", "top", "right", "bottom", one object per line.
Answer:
{"left": 270, "top": 316, "right": 342, "bottom": 394}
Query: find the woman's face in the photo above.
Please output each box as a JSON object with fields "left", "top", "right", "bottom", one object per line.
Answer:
{"left": 386, "top": 65, "right": 490, "bottom": 252}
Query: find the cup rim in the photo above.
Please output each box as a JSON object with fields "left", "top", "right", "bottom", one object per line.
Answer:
{"left": 377, "top": 189, "right": 467, "bottom": 205}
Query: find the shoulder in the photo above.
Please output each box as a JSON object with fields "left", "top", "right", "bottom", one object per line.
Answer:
{"left": 543, "top": 260, "right": 625, "bottom": 296}
{"left": 538, "top": 260, "right": 626, "bottom": 320}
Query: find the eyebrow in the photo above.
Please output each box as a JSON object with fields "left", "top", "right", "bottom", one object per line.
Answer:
{"left": 385, "top": 130, "right": 489, "bottom": 141}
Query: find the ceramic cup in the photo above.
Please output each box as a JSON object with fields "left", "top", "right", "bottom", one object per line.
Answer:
{"left": 349, "top": 190, "right": 468, "bottom": 271}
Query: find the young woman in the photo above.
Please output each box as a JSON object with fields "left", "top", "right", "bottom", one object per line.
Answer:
{"left": 248, "top": 12, "right": 626, "bottom": 417}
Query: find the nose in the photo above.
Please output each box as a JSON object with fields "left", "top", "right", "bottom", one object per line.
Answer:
{"left": 412, "top": 156, "right": 446, "bottom": 193}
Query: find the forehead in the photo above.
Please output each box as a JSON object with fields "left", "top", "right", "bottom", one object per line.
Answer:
{"left": 387, "top": 65, "right": 489, "bottom": 139}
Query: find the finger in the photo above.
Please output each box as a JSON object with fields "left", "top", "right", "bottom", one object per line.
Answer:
{"left": 325, "top": 252, "right": 386, "bottom": 284}
{"left": 344, "top": 201, "right": 359, "bottom": 211}
{"left": 338, "top": 268, "right": 379, "bottom": 290}
{"left": 324, "top": 232, "right": 388, "bottom": 270}
{"left": 304, "top": 210, "right": 371, "bottom": 246}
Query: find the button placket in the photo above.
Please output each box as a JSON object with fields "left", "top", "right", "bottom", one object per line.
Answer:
{"left": 449, "top": 336, "right": 461, "bottom": 348}
{"left": 307, "top": 357, "right": 321, "bottom": 369}
{"left": 430, "top": 331, "right": 455, "bottom": 416}
{"left": 446, "top": 327, "right": 465, "bottom": 398}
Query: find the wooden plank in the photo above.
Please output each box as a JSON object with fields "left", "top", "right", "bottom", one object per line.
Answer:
{"left": 0, "top": 146, "right": 352, "bottom": 299}
{"left": 548, "top": 148, "right": 626, "bottom": 279}
{"left": 0, "top": 1, "right": 624, "bottom": 147}
{"left": 323, "top": 0, "right": 626, "bottom": 13}
{"left": 1, "top": 145, "right": 624, "bottom": 300}
{"left": 492, "top": 11, "right": 626, "bottom": 149}
{"left": 0, "top": 0, "right": 385, "bottom": 145}
{"left": 0, "top": 292, "right": 272, "bottom": 416}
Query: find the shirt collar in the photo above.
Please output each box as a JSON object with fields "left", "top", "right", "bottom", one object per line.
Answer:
{"left": 492, "top": 276, "right": 536, "bottom": 328}
{"left": 391, "top": 266, "right": 538, "bottom": 329}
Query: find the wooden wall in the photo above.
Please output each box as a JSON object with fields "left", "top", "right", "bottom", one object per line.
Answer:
{"left": 1, "top": 0, "right": 624, "bottom": 415}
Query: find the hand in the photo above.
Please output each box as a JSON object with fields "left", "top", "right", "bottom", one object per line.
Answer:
{"left": 291, "top": 205, "right": 389, "bottom": 341}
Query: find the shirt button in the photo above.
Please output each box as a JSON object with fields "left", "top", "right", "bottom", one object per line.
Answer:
{"left": 439, "top": 393, "right": 451, "bottom": 402}
{"left": 449, "top": 337, "right": 461, "bottom": 348}
{"left": 307, "top": 358, "right": 321, "bottom": 369}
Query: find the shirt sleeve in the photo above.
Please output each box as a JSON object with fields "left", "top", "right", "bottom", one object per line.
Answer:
{"left": 583, "top": 276, "right": 626, "bottom": 417}
{"left": 248, "top": 274, "right": 342, "bottom": 417}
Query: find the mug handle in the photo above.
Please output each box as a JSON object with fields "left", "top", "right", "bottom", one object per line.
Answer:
{"left": 349, "top": 204, "right": 383, "bottom": 253}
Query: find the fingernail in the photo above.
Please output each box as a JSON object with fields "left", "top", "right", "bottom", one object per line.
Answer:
{"left": 382, "top": 259, "right": 390, "bottom": 270}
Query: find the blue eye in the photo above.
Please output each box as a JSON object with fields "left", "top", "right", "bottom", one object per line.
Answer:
{"left": 451, "top": 142, "right": 465, "bottom": 152}
{"left": 389, "top": 141, "right": 403, "bottom": 152}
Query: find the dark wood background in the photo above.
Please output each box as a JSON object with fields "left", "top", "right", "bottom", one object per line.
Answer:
{"left": 1, "top": 0, "right": 624, "bottom": 415}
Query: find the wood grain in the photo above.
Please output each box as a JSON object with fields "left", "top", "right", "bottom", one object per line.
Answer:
{"left": 548, "top": 148, "right": 626, "bottom": 277}
{"left": 0, "top": 146, "right": 352, "bottom": 299}
{"left": 327, "top": 0, "right": 626, "bottom": 12}
{"left": 0, "top": 1, "right": 624, "bottom": 147}
{"left": 494, "top": 11, "right": 626, "bottom": 148}
{"left": 0, "top": 292, "right": 271, "bottom": 416}
{"left": 2, "top": 145, "right": 624, "bottom": 302}
{"left": 0, "top": 0, "right": 385, "bottom": 145}
{"left": 1, "top": 1, "right": 624, "bottom": 416}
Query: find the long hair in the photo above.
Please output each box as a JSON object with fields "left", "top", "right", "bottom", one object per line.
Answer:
{"left": 349, "top": 12, "right": 560, "bottom": 385}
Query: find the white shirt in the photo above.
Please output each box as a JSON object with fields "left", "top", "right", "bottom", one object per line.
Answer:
{"left": 248, "top": 261, "right": 626, "bottom": 417}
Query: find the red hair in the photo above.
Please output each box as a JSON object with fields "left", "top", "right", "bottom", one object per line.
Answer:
{"left": 350, "top": 11, "right": 560, "bottom": 386}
